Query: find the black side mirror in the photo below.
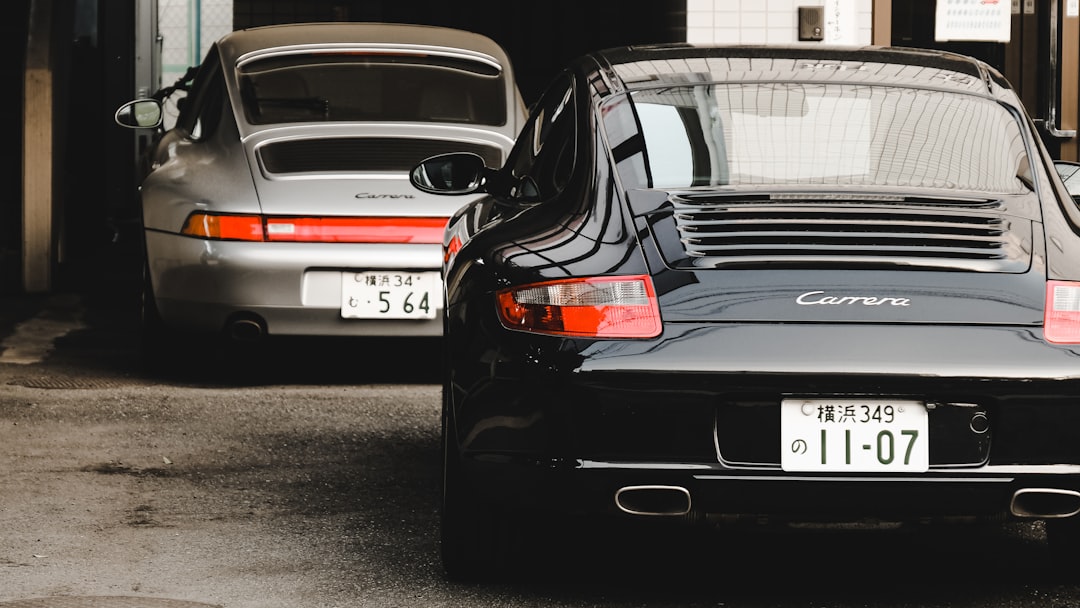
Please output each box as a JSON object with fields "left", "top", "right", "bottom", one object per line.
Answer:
{"left": 410, "top": 153, "right": 487, "bottom": 196}
{"left": 114, "top": 99, "right": 164, "bottom": 129}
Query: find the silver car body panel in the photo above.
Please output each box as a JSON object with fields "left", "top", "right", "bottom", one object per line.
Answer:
{"left": 146, "top": 231, "right": 443, "bottom": 336}
{"left": 139, "top": 23, "right": 525, "bottom": 337}
{"left": 244, "top": 123, "right": 513, "bottom": 217}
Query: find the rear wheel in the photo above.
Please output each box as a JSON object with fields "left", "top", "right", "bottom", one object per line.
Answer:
{"left": 141, "top": 251, "right": 240, "bottom": 379}
{"left": 1046, "top": 516, "right": 1080, "bottom": 575}
{"left": 439, "top": 393, "right": 518, "bottom": 581}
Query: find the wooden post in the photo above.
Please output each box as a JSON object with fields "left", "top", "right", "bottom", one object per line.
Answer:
{"left": 872, "top": 0, "right": 891, "bottom": 46}
{"left": 22, "top": 0, "right": 54, "bottom": 293}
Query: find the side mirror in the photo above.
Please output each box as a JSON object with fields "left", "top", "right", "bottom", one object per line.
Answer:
{"left": 114, "top": 99, "right": 163, "bottom": 129}
{"left": 410, "top": 152, "right": 487, "bottom": 195}
{"left": 1054, "top": 160, "right": 1080, "bottom": 204}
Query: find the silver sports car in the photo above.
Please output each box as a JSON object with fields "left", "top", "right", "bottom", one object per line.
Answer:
{"left": 114, "top": 22, "right": 526, "bottom": 364}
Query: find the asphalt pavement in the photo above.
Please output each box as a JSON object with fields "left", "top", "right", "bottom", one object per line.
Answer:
{"left": 3, "top": 240, "right": 1080, "bottom": 608}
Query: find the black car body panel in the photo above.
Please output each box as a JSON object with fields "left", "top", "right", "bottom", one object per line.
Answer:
{"left": 414, "top": 44, "right": 1080, "bottom": 579}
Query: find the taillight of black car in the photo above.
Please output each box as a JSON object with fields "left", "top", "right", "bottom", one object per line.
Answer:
{"left": 1045, "top": 281, "right": 1080, "bottom": 344}
{"left": 495, "top": 275, "right": 662, "bottom": 338}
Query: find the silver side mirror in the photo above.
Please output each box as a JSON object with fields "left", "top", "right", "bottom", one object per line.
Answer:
{"left": 114, "top": 99, "right": 163, "bottom": 129}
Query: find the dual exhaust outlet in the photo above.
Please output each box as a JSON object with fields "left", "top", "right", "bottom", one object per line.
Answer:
{"left": 1010, "top": 488, "right": 1080, "bottom": 519}
{"left": 615, "top": 485, "right": 691, "bottom": 517}
{"left": 226, "top": 317, "right": 265, "bottom": 341}
{"left": 614, "top": 485, "right": 1080, "bottom": 520}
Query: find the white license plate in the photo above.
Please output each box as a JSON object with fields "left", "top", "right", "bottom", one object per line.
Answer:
{"left": 780, "top": 398, "right": 928, "bottom": 472}
{"left": 341, "top": 271, "right": 439, "bottom": 319}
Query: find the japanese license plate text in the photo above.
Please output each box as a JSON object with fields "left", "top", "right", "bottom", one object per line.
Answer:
{"left": 780, "top": 398, "right": 929, "bottom": 472}
{"left": 341, "top": 271, "right": 439, "bottom": 319}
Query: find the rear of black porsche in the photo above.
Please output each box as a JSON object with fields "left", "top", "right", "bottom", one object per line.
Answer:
{"left": 458, "top": 185, "right": 1080, "bottom": 529}
{"left": 457, "top": 147, "right": 1080, "bottom": 532}
{"left": 562, "top": 187, "right": 1080, "bottom": 525}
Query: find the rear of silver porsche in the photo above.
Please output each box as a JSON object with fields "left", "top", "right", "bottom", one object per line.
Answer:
{"left": 146, "top": 35, "right": 524, "bottom": 340}
{"left": 146, "top": 127, "right": 506, "bottom": 338}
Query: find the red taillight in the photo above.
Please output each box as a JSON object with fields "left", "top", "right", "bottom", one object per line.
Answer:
{"left": 265, "top": 217, "right": 447, "bottom": 243}
{"left": 495, "top": 275, "right": 662, "bottom": 338}
{"left": 179, "top": 214, "right": 448, "bottom": 244}
{"left": 181, "top": 213, "right": 264, "bottom": 241}
{"left": 1045, "top": 280, "right": 1080, "bottom": 344}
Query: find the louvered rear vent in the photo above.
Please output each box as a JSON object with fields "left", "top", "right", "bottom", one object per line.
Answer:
{"left": 664, "top": 195, "right": 1028, "bottom": 272}
{"left": 258, "top": 138, "right": 503, "bottom": 175}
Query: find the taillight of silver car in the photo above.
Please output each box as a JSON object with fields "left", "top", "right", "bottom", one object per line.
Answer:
{"left": 179, "top": 213, "right": 448, "bottom": 244}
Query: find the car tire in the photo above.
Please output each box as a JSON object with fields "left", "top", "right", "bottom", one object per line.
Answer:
{"left": 439, "top": 389, "right": 521, "bottom": 582}
{"left": 140, "top": 258, "right": 221, "bottom": 378}
{"left": 1046, "top": 516, "right": 1080, "bottom": 574}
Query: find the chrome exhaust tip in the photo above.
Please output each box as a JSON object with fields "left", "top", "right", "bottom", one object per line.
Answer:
{"left": 227, "top": 318, "right": 265, "bottom": 341}
{"left": 1010, "top": 488, "right": 1080, "bottom": 519}
{"left": 615, "top": 485, "right": 691, "bottom": 516}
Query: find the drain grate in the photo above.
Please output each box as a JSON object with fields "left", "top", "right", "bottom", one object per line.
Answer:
{"left": 7, "top": 377, "right": 134, "bottom": 390}
{"left": 0, "top": 598, "right": 221, "bottom": 608}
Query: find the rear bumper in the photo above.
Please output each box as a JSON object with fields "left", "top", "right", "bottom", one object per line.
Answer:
{"left": 147, "top": 230, "right": 443, "bottom": 336}
{"left": 461, "top": 456, "right": 1080, "bottom": 523}
{"left": 155, "top": 297, "right": 443, "bottom": 337}
{"left": 448, "top": 322, "right": 1080, "bottom": 523}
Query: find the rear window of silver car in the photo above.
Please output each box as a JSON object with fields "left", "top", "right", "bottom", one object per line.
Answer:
{"left": 237, "top": 52, "right": 508, "bottom": 126}
{"left": 603, "top": 83, "right": 1032, "bottom": 194}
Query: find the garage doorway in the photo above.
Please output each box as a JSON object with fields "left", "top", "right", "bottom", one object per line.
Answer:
{"left": 229, "top": 1, "right": 688, "bottom": 104}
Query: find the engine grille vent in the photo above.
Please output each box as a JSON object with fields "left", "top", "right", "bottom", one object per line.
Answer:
{"left": 658, "top": 195, "right": 1028, "bottom": 272}
{"left": 258, "top": 137, "right": 503, "bottom": 175}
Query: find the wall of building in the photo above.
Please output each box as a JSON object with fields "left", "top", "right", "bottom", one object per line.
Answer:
{"left": 687, "top": 0, "right": 874, "bottom": 45}
{"left": 158, "top": 0, "right": 687, "bottom": 105}
{"left": 159, "top": 0, "right": 878, "bottom": 81}
{"left": 158, "top": 0, "right": 232, "bottom": 128}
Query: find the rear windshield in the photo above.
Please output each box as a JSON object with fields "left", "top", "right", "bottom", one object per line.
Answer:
{"left": 603, "top": 83, "right": 1032, "bottom": 194}
{"left": 238, "top": 52, "right": 507, "bottom": 126}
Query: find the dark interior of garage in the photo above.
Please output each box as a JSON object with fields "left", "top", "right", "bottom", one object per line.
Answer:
{"left": 231, "top": 1, "right": 688, "bottom": 103}
{"left": 1, "top": 0, "right": 687, "bottom": 294}
{"left": 3, "top": 0, "right": 1075, "bottom": 295}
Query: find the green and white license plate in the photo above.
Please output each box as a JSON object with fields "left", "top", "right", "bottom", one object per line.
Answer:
{"left": 341, "top": 271, "right": 439, "bottom": 319}
{"left": 780, "top": 398, "right": 928, "bottom": 472}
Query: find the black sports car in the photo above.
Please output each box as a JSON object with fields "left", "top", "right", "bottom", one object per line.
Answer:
{"left": 410, "top": 44, "right": 1080, "bottom": 580}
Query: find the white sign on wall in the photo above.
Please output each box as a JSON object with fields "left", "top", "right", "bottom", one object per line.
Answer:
{"left": 824, "top": 0, "right": 858, "bottom": 44}
{"left": 935, "top": 0, "right": 1012, "bottom": 42}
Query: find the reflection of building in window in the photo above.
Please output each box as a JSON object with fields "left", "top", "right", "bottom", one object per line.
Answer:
{"left": 611, "top": 81, "right": 1030, "bottom": 194}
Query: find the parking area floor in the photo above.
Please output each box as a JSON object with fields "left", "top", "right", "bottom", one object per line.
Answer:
{"left": 2, "top": 242, "right": 1080, "bottom": 608}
